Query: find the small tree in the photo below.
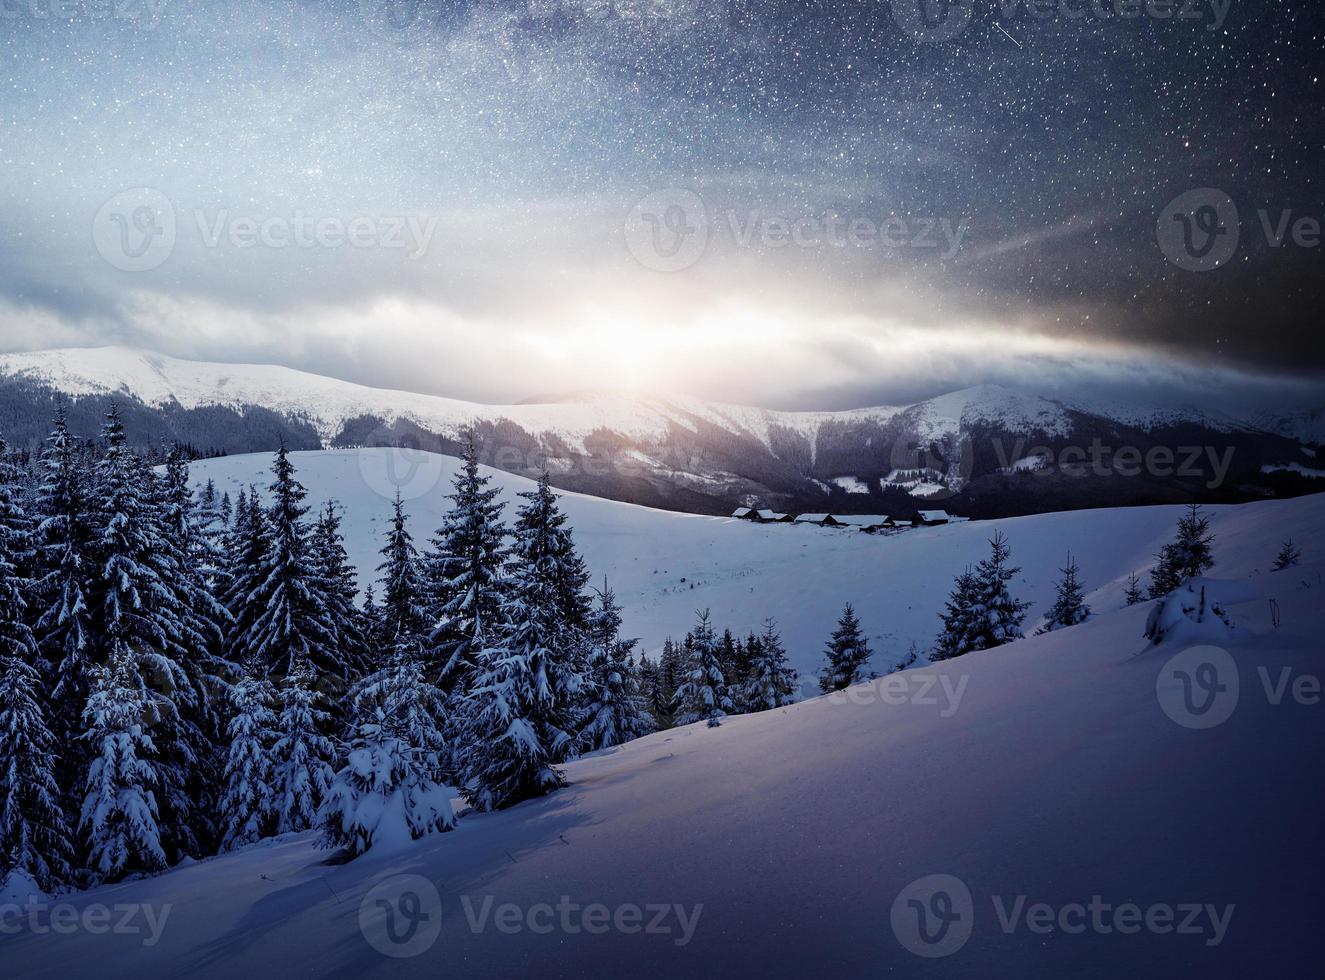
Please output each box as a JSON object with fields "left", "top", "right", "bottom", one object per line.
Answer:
{"left": 932, "top": 568, "right": 979, "bottom": 662}
{"left": 1149, "top": 504, "right": 1215, "bottom": 598}
{"left": 744, "top": 618, "right": 798, "bottom": 711}
{"left": 1123, "top": 571, "right": 1145, "bottom": 606}
{"left": 580, "top": 582, "right": 652, "bottom": 751}
{"left": 1272, "top": 539, "right": 1302, "bottom": 571}
{"left": 968, "top": 532, "right": 1031, "bottom": 651}
{"left": 271, "top": 662, "right": 336, "bottom": 836}
{"left": 818, "top": 603, "right": 872, "bottom": 692}
{"left": 1037, "top": 554, "right": 1091, "bottom": 634}
{"left": 218, "top": 672, "right": 277, "bottom": 852}
{"left": 80, "top": 649, "right": 167, "bottom": 883}
{"left": 674, "top": 610, "right": 734, "bottom": 727}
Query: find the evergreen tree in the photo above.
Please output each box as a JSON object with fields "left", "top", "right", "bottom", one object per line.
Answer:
{"left": 1123, "top": 571, "right": 1145, "bottom": 606}
{"left": 510, "top": 473, "right": 592, "bottom": 633}
{"left": 818, "top": 603, "right": 873, "bottom": 692}
{"left": 1149, "top": 504, "right": 1215, "bottom": 598}
{"left": 377, "top": 494, "right": 428, "bottom": 649}
{"left": 424, "top": 432, "right": 508, "bottom": 695}
{"left": 310, "top": 499, "right": 368, "bottom": 678}
{"left": 0, "top": 444, "right": 74, "bottom": 891}
{"left": 235, "top": 448, "right": 338, "bottom": 681}
{"left": 271, "top": 661, "right": 335, "bottom": 836}
{"left": 966, "top": 532, "right": 1031, "bottom": 651}
{"left": 222, "top": 487, "right": 268, "bottom": 666}
{"left": 455, "top": 529, "right": 585, "bottom": 809}
{"left": 32, "top": 408, "right": 95, "bottom": 776}
{"left": 319, "top": 643, "right": 453, "bottom": 855}
{"left": 218, "top": 670, "right": 277, "bottom": 852}
{"left": 580, "top": 581, "right": 651, "bottom": 751}
{"left": 1037, "top": 554, "right": 1091, "bottom": 634}
{"left": 1272, "top": 539, "right": 1302, "bottom": 571}
{"left": 80, "top": 647, "right": 166, "bottom": 883}
{"left": 674, "top": 609, "right": 734, "bottom": 727}
{"left": 932, "top": 568, "right": 979, "bottom": 662}
{"left": 744, "top": 618, "right": 798, "bottom": 711}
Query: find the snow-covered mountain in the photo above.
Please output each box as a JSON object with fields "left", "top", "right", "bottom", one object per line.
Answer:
{"left": 7, "top": 457, "right": 1323, "bottom": 977}
{"left": 1, "top": 346, "right": 1320, "bottom": 517}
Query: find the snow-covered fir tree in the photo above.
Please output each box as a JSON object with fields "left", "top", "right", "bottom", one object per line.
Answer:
{"left": 233, "top": 448, "right": 338, "bottom": 681}
{"left": 455, "top": 510, "right": 587, "bottom": 808}
{"left": 319, "top": 642, "right": 453, "bottom": 856}
{"left": 424, "top": 431, "right": 508, "bottom": 695}
{"left": 1123, "top": 571, "right": 1145, "bottom": 606}
{"left": 579, "top": 580, "right": 651, "bottom": 751}
{"left": 744, "top": 618, "right": 798, "bottom": 711}
{"left": 674, "top": 609, "right": 734, "bottom": 727}
{"left": 511, "top": 473, "right": 593, "bottom": 634}
{"left": 310, "top": 499, "right": 368, "bottom": 679}
{"left": 1149, "top": 504, "right": 1215, "bottom": 598}
{"left": 377, "top": 493, "right": 428, "bottom": 650}
{"left": 932, "top": 568, "right": 980, "bottom": 662}
{"left": 218, "top": 669, "right": 277, "bottom": 852}
{"left": 819, "top": 603, "right": 872, "bottom": 692}
{"left": 222, "top": 486, "right": 267, "bottom": 664}
{"left": 965, "top": 532, "right": 1031, "bottom": 652}
{"left": 1272, "top": 539, "right": 1302, "bottom": 571}
{"left": 80, "top": 646, "right": 166, "bottom": 883}
{"left": 1036, "top": 553, "right": 1091, "bottom": 634}
{"left": 271, "top": 661, "right": 335, "bottom": 836}
{"left": 0, "top": 443, "right": 74, "bottom": 892}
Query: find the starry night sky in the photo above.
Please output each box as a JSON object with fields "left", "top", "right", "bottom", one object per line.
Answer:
{"left": 1, "top": 0, "right": 1322, "bottom": 409}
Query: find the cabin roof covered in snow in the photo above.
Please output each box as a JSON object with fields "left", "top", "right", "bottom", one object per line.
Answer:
{"left": 833, "top": 514, "right": 890, "bottom": 527}
{"left": 732, "top": 507, "right": 754, "bottom": 518}
{"left": 794, "top": 513, "right": 832, "bottom": 523}
{"left": 756, "top": 509, "right": 786, "bottom": 520}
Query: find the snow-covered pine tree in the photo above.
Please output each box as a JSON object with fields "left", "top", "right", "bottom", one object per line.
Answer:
{"left": 319, "top": 642, "right": 453, "bottom": 856}
{"left": 377, "top": 493, "right": 428, "bottom": 650}
{"left": 361, "top": 583, "right": 385, "bottom": 653}
{"left": 89, "top": 409, "right": 200, "bottom": 863}
{"left": 966, "top": 531, "right": 1031, "bottom": 651}
{"left": 818, "top": 603, "right": 873, "bottom": 692}
{"left": 218, "top": 668, "right": 277, "bottom": 851}
{"left": 455, "top": 528, "right": 586, "bottom": 808}
{"left": 310, "top": 499, "right": 368, "bottom": 678}
{"left": 32, "top": 408, "right": 96, "bottom": 779}
{"left": 1149, "top": 503, "right": 1215, "bottom": 598}
{"left": 932, "top": 567, "right": 979, "bottom": 661}
{"left": 0, "top": 440, "right": 74, "bottom": 892}
{"left": 80, "top": 646, "right": 166, "bottom": 883}
{"left": 271, "top": 660, "right": 335, "bottom": 836}
{"left": 1272, "top": 539, "right": 1302, "bottom": 571}
{"left": 1036, "top": 553, "right": 1091, "bottom": 634}
{"left": 222, "top": 486, "right": 267, "bottom": 664}
{"left": 674, "top": 609, "right": 734, "bottom": 727}
{"left": 424, "top": 431, "right": 508, "bottom": 696}
{"left": 236, "top": 448, "right": 338, "bottom": 681}
{"left": 579, "top": 580, "right": 651, "bottom": 751}
{"left": 1123, "top": 571, "right": 1145, "bottom": 606}
{"left": 744, "top": 617, "right": 798, "bottom": 711}
{"left": 510, "top": 473, "right": 592, "bottom": 633}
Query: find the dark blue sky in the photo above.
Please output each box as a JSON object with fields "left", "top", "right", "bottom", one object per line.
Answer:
{"left": 1, "top": 0, "right": 1321, "bottom": 409}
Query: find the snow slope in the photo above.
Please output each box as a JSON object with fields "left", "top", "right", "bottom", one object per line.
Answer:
{"left": 189, "top": 449, "right": 1325, "bottom": 684}
{"left": 5, "top": 483, "right": 1322, "bottom": 977}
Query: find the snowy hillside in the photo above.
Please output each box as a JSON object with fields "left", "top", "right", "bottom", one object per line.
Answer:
{"left": 188, "top": 449, "right": 1325, "bottom": 682}
{"left": 7, "top": 467, "right": 1322, "bottom": 977}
